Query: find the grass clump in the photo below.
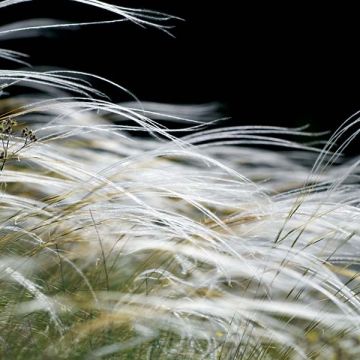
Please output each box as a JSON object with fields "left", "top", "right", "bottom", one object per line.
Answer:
{"left": 0, "top": 1, "right": 360, "bottom": 359}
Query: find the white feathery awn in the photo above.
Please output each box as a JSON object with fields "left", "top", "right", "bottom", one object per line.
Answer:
{"left": 0, "top": 1, "right": 359, "bottom": 359}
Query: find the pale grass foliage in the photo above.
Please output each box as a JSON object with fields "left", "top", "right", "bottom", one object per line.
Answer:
{"left": 0, "top": 1, "right": 360, "bottom": 359}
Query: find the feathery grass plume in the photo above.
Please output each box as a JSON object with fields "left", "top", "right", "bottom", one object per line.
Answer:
{"left": 1, "top": 1, "right": 360, "bottom": 359}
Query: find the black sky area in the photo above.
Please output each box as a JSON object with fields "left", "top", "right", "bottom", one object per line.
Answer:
{"left": 1, "top": 1, "right": 360, "bottom": 141}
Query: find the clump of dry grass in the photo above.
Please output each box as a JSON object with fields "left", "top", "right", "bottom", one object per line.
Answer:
{"left": 1, "top": 1, "right": 360, "bottom": 359}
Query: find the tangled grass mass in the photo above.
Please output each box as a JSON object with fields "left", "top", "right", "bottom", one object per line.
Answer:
{"left": 1, "top": 1, "right": 360, "bottom": 359}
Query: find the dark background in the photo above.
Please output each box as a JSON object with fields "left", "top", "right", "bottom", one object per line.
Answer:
{"left": 1, "top": 1, "right": 360, "bottom": 139}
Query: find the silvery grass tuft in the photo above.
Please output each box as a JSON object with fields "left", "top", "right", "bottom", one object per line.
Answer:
{"left": 0, "top": 1, "right": 360, "bottom": 359}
